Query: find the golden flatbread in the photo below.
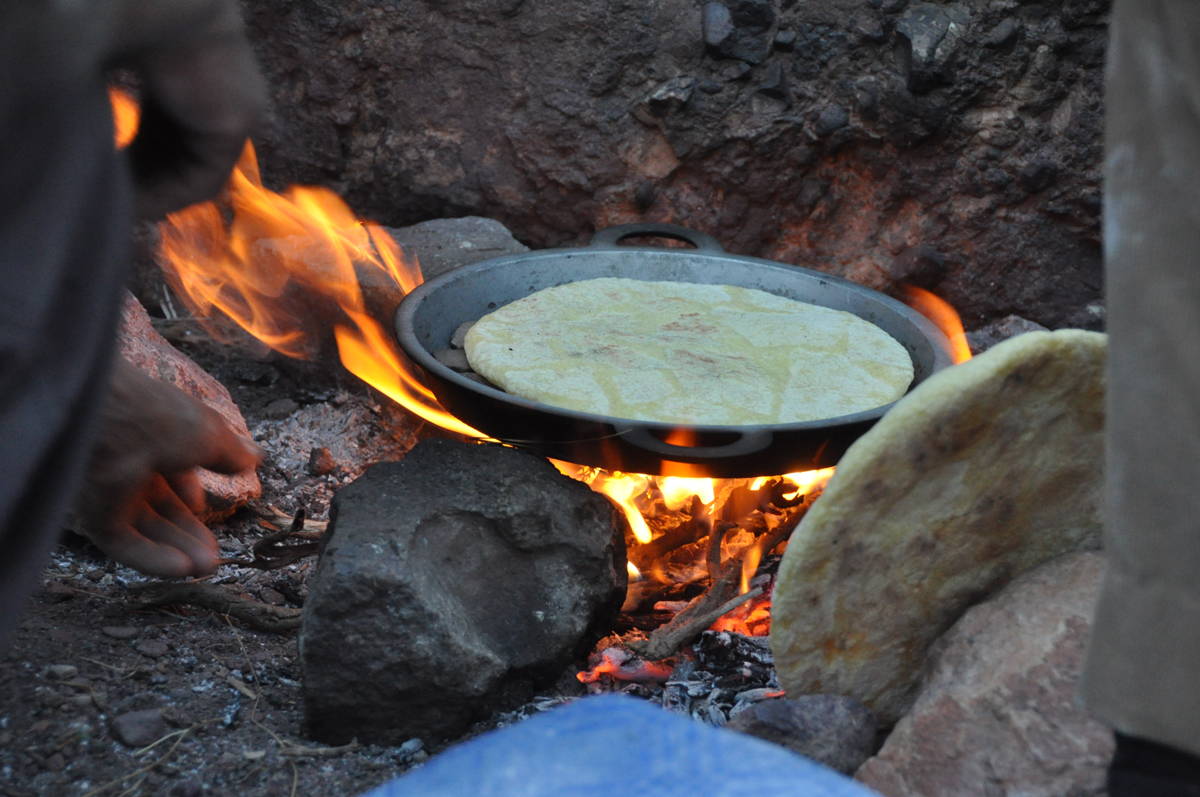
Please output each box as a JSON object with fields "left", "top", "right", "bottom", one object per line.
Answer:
{"left": 463, "top": 278, "right": 913, "bottom": 425}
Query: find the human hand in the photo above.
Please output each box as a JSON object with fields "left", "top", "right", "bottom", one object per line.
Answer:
{"left": 77, "top": 359, "right": 261, "bottom": 577}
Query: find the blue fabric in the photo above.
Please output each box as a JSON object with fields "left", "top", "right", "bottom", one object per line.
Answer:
{"left": 366, "top": 695, "right": 878, "bottom": 797}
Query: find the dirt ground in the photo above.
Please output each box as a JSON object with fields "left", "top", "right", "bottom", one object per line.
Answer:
{"left": 0, "top": 330, "right": 439, "bottom": 797}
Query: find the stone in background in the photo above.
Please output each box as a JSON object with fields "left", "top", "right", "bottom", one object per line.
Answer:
{"left": 771, "top": 330, "right": 1105, "bottom": 724}
{"left": 241, "top": 0, "right": 1108, "bottom": 330}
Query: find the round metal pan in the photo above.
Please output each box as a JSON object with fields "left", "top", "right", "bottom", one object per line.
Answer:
{"left": 395, "top": 222, "right": 955, "bottom": 477}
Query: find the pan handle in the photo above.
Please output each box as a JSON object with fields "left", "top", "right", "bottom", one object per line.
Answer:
{"left": 616, "top": 426, "right": 773, "bottom": 460}
{"left": 589, "top": 223, "right": 725, "bottom": 252}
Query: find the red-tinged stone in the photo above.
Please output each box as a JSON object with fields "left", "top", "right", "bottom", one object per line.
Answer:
{"left": 855, "top": 552, "right": 1112, "bottom": 797}
{"left": 116, "top": 293, "right": 260, "bottom": 520}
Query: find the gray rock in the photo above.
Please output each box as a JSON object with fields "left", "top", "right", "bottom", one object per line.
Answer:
{"left": 966, "top": 315, "right": 1050, "bottom": 353}
{"left": 703, "top": 3, "right": 735, "bottom": 50}
{"left": 366, "top": 216, "right": 521, "bottom": 331}
{"left": 815, "top": 104, "right": 850, "bottom": 136}
{"left": 300, "top": 439, "right": 627, "bottom": 744}
{"left": 135, "top": 639, "right": 169, "bottom": 658}
{"left": 702, "top": 0, "right": 775, "bottom": 64}
{"left": 727, "top": 695, "right": 878, "bottom": 775}
{"left": 111, "top": 709, "right": 168, "bottom": 748}
{"left": 101, "top": 626, "right": 139, "bottom": 640}
{"left": 44, "top": 664, "right": 78, "bottom": 681}
{"left": 856, "top": 553, "right": 1113, "bottom": 796}
{"left": 983, "top": 17, "right": 1021, "bottom": 48}
{"left": 116, "top": 294, "right": 260, "bottom": 521}
{"left": 387, "top": 217, "right": 529, "bottom": 283}
{"left": 895, "top": 3, "right": 971, "bottom": 92}
{"left": 245, "top": 0, "right": 1106, "bottom": 331}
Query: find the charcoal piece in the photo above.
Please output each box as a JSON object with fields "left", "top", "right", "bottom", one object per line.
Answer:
{"left": 695, "top": 630, "right": 774, "bottom": 670}
{"left": 301, "top": 439, "right": 627, "bottom": 744}
{"left": 726, "top": 695, "right": 878, "bottom": 775}
{"left": 661, "top": 683, "right": 693, "bottom": 715}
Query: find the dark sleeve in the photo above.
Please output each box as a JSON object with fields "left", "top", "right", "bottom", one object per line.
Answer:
{"left": 0, "top": 26, "right": 132, "bottom": 644}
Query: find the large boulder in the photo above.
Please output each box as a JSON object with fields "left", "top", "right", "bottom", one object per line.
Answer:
{"left": 300, "top": 439, "right": 627, "bottom": 744}
{"left": 243, "top": 0, "right": 1107, "bottom": 329}
{"left": 856, "top": 552, "right": 1112, "bottom": 796}
{"left": 116, "top": 293, "right": 260, "bottom": 520}
{"left": 771, "top": 330, "right": 1105, "bottom": 724}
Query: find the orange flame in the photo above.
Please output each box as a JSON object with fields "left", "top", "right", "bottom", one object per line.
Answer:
{"left": 901, "top": 286, "right": 972, "bottom": 363}
{"left": 108, "top": 86, "right": 140, "bottom": 149}
{"left": 156, "top": 141, "right": 484, "bottom": 438}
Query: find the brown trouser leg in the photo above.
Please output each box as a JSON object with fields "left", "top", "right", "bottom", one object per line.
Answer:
{"left": 1082, "top": 0, "right": 1200, "bottom": 758}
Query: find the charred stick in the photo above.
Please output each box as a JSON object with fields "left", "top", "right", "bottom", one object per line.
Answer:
{"left": 629, "top": 515, "right": 708, "bottom": 568}
{"left": 628, "top": 585, "right": 763, "bottom": 662}
{"left": 130, "top": 582, "right": 301, "bottom": 632}
{"left": 706, "top": 521, "right": 735, "bottom": 583}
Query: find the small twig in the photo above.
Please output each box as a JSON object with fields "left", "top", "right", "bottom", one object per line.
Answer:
{"left": 278, "top": 740, "right": 361, "bottom": 758}
{"left": 83, "top": 726, "right": 193, "bottom": 796}
{"left": 130, "top": 581, "right": 301, "bottom": 632}
{"left": 226, "top": 675, "right": 258, "bottom": 701}
{"left": 252, "top": 719, "right": 360, "bottom": 759}
{"left": 44, "top": 581, "right": 121, "bottom": 601}
{"left": 225, "top": 614, "right": 264, "bottom": 721}
{"left": 80, "top": 657, "right": 130, "bottom": 676}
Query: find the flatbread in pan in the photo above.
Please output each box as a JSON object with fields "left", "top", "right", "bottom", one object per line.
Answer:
{"left": 464, "top": 277, "right": 913, "bottom": 426}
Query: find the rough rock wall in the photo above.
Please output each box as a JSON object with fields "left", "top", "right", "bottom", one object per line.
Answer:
{"left": 243, "top": 0, "right": 1107, "bottom": 329}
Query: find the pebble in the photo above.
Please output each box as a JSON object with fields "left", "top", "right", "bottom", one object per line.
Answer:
{"left": 258, "top": 586, "right": 286, "bottom": 606}
{"left": 111, "top": 709, "right": 168, "bottom": 748}
{"left": 399, "top": 738, "right": 425, "bottom": 756}
{"left": 102, "top": 626, "right": 139, "bottom": 640}
{"left": 264, "top": 398, "right": 300, "bottom": 419}
{"left": 44, "top": 664, "right": 78, "bottom": 681}
{"left": 136, "top": 639, "right": 170, "bottom": 658}
{"left": 307, "top": 446, "right": 337, "bottom": 476}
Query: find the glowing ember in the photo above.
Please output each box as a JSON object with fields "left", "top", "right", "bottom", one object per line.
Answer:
{"left": 577, "top": 647, "right": 674, "bottom": 685}
{"left": 108, "top": 86, "right": 139, "bottom": 149}
{"left": 901, "top": 285, "right": 973, "bottom": 364}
